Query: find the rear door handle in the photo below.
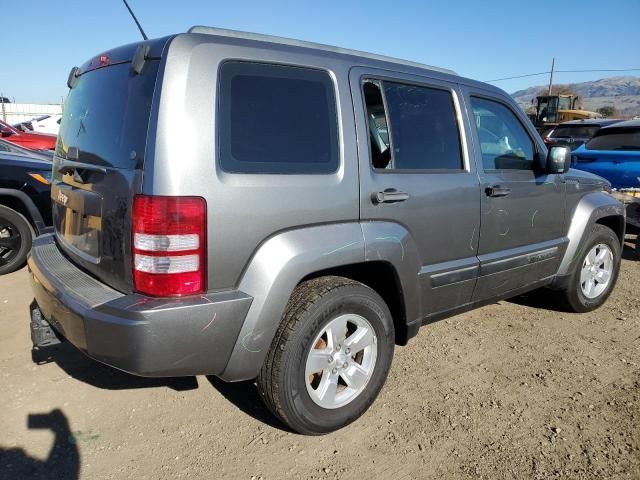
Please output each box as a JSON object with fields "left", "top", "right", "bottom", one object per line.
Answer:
{"left": 372, "top": 189, "right": 410, "bottom": 204}
{"left": 485, "top": 185, "right": 511, "bottom": 198}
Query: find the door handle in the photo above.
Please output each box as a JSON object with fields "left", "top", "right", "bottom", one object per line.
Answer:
{"left": 485, "top": 185, "right": 511, "bottom": 198}
{"left": 372, "top": 189, "right": 410, "bottom": 204}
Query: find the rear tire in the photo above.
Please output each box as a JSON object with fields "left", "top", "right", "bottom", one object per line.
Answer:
{"left": 257, "top": 276, "right": 395, "bottom": 435}
{"left": 560, "top": 224, "right": 621, "bottom": 312}
{"left": 0, "top": 205, "right": 33, "bottom": 275}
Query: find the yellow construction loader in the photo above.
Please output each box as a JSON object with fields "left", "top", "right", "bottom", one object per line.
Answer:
{"left": 529, "top": 94, "right": 601, "bottom": 133}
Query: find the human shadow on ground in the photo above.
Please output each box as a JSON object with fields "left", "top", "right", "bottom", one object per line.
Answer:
{"left": 0, "top": 409, "right": 79, "bottom": 480}
{"left": 206, "top": 376, "right": 290, "bottom": 432}
{"left": 31, "top": 342, "right": 198, "bottom": 392}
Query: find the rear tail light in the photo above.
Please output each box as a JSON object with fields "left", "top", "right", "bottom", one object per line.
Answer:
{"left": 132, "top": 195, "right": 206, "bottom": 297}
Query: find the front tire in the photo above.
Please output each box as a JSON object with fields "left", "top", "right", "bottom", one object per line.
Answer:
{"left": 0, "top": 205, "right": 33, "bottom": 275}
{"left": 560, "top": 224, "right": 621, "bottom": 312}
{"left": 257, "top": 276, "right": 395, "bottom": 435}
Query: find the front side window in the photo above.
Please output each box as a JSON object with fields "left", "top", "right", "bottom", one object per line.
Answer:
{"left": 363, "top": 79, "right": 463, "bottom": 170}
{"left": 218, "top": 62, "right": 339, "bottom": 174}
{"left": 471, "top": 97, "right": 534, "bottom": 171}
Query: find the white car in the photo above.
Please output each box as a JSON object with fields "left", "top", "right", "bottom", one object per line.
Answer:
{"left": 15, "top": 115, "right": 62, "bottom": 135}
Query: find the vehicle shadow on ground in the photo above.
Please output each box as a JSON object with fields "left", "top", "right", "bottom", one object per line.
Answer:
{"left": 206, "top": 376, "right": 291, "bottom": 432}
{"left": 31, "top": 342, "right": 198, "bottom": 391}
{"left": 509, "top": 243, "right": 637, "bottom": 312}
{"left": 508, "top": 288, "right": 572, "bottom": 313}
{"left": 621, "top": 239, "right": 638, "bottom": 261}
{"left": 0, "top": 409, "right": 79, "bottom": 480}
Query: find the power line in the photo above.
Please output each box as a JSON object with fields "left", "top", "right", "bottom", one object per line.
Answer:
{"left": 485, "top": 67, "right": 640, "bottom": 83}
{"left": 556, "top": 68, "right": 640, "bottom": 73}
{"left": 485, "top": 72, "right": 550, "bottom": 82}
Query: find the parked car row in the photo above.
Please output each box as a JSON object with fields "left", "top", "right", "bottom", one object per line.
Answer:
{"left": 0, "top": 138, "right": 53, "bottom": 274}
{"left": 572, "top": 120, "right": 640, "bottom": 190}
{"left": 0, "top": 119, "right": 56, "bottom": 150}
{"left": 543, "top": 119, "right": 623, "bottom": 150}
{"left": 13, "top": 114, "right": 62, "bottom": 135}
{"left": 541, "top": 118, "right": 639, "bottom": 190}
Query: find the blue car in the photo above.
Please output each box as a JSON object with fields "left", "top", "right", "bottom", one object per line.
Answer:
{"left": 572, "top": 120, "right": 640, "bottom": 189}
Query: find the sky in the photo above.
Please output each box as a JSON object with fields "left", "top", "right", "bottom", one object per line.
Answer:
{"left": 3, "top": 0, "right": 640, "bottom": 104}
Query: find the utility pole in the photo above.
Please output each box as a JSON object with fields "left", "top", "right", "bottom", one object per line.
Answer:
{"left": 547, "top": 57, "right": 555, "bottom": 96}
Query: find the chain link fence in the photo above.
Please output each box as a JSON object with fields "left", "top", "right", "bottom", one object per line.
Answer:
{"left": 0, "top": 101, "right": 63, "bottom": 124}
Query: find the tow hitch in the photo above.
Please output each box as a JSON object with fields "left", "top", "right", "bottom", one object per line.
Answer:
{"left": 30, "top": 301, "right": 62, "bottom": 348}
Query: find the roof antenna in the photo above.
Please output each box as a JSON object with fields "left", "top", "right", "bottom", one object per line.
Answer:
{"left": 121, "top": 0, "right": 148, "bottom": 40}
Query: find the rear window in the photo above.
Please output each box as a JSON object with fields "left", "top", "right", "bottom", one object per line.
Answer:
{"left": 56, "top": 60, "right": 159, "bottom": 168}
{"left": 586, "top": 127, "right": 640, "bottom": 151}
{"left": 218, "top": 62, "right": 339, "bottom": 174}
{"left": 382, "top": 82, "right": 463, "bottom": 170}
{"left": 551, "top": 125, "right": 600, "bottom": 138}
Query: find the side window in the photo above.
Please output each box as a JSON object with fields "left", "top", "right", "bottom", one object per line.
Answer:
{"left": 470, "top": 97, "right": 535, "bottom": 171}
{"left": 218, "top": 61, "right": 339, "bottom": 174}
{"left": 363, "top": 79, "right": 463, "bottom": 170}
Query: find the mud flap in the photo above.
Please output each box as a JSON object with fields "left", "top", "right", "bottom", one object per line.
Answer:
{"left": 30, "top": 300, "right": 62, "bottom": 348}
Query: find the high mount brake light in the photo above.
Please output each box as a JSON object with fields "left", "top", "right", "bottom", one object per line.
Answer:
{"left": 132, "top": 196, "right": 207, "bottom": 296}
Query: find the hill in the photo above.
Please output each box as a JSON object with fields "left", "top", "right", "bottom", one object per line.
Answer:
{"left": 511, "top": 76, "right": 640, "bottom": 117}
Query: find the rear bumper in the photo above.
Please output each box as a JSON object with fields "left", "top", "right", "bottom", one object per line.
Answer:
{"left": 28, "top": 234, "right": 252, "bottom": 377}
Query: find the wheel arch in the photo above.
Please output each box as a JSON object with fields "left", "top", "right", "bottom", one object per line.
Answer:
{"left": 219, "top": 221, "right": 422, "bottom": 381}
{"left": 595, "top": 215, "right": 625, "bottom": 247}
{"left": 301, "top": 260, "right": 411, "bottom": 346}
{"left": 0, "top": 188, "right": 46, "bottom": 234}
{"left": 557, "top": 191, "right": 625, "bottom": 276}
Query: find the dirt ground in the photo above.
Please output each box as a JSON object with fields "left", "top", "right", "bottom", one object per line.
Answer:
{"left": 1, "top": 242, "right": 639, "bottom": 480}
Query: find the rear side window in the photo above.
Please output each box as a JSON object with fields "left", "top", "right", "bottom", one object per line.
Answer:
{"left": 218, "top": 62, "right": 339, "bottom": 174}
{"left": 586, "top": 127, "right": 640, "bottom": 151}
{"left": 362, "top": 79, "right": 463, "bottom": 170}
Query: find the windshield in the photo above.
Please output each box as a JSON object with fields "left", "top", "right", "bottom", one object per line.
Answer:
{"left": 0, "top": 138, "right": 32, "bottom": 155}
{"left": 56, "top": 60, "right": 159, "bottom": 168}
{"left": 551, "top": 125, "right": 600, "bottom": 138}
{"left": 586, "top": 127, "right": 640, "bottom": 151}
{"left": 558, "top": 97, "right": 573, "bottom": 110}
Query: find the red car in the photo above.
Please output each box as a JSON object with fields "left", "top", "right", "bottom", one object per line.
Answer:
{"left": 0, "top": 119, "right": 56, "bottom": 150}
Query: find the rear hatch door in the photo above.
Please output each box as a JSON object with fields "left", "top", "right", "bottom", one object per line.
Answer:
{"left": 51, "top": 39, "right": 170, "bottom": 292}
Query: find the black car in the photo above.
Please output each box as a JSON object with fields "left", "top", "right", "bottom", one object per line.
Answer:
{"left": 0, "top": 139, "right": 53, "bottom": 274}
{"left": 543, "top": 119, "right": 623, "bottom": 151}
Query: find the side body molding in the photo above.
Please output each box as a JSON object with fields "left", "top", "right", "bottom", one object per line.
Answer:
{"left": 556, "top": 191, "right": 625, "bottom": 276}
{"left": 220, "top": 223, "right": 366, "bottom": 381}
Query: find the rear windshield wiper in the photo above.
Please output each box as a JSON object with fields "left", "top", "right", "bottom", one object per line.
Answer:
{"left": 57, "top": 147, "right": 107, "bottom": 174}
{"left": 58, "top": 160, "right": 107, "bottom": 175}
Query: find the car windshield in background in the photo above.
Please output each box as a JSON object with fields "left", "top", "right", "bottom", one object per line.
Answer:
{"left": 551, "top": 125, "right": 600, "bottom": 138}
{"left": 0, "top": 139, "right": 27, "bottom": 154}
{"left": 56, "top": 60, "right": 160, "bottom": 169}
{"left": 586, "top": 127, "right": 640, "bottom": 151}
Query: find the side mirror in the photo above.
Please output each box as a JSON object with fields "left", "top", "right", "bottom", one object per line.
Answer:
{"left": 546, "top": 146, "right": 571, "bottom": 174}
{"left": 1, "top": 126, "right": 14, "bottom": 138}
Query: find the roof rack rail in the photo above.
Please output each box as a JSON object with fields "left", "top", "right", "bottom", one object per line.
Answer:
{"left": 187, "top": 26, "right": 456, "bottom": 76}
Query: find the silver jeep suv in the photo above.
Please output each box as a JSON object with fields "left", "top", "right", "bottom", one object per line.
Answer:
{"left": 28, "top": 27, "right": 625, "bottom": 435}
